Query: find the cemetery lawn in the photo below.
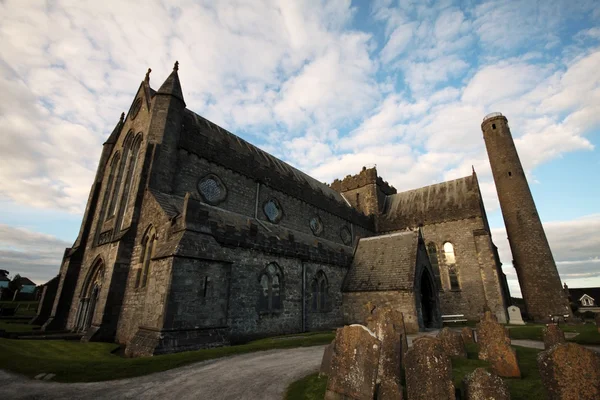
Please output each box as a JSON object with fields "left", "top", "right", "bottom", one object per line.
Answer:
{"left": 508, "top": 324, "right": 600, "bottom": 345}
{"left": 285, "top": 344, "right": 546, "bottom": 400}
{"left": 0, "top": 320, "right": 39, "bottom": 333}
{"left": 0, "top": 331, "right": 335, "bottom": 382}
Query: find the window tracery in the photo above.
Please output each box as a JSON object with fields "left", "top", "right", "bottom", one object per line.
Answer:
{"left": 311, "top": 271, "right": 329, "bottom": 312}
{"left": 136, "top": 226, "right": 157, "bottom": 289}
{"left": 258, "top": 263, "right": 283, "bottom": 313}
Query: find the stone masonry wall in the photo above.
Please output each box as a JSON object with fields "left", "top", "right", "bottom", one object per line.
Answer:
{"left": 420, "top": 217, "right": 507, "bottom": 322}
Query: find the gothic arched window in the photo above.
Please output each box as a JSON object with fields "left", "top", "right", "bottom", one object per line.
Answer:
{"left": 427, "top": 242, "right": 439, "bottom": 271}
{"left": 443, "top": 242, "right": 456, "bottom": 264}
{"left": 136, "top": 226, "right": 157, "bottom": 289}
{"left": 311, "top": 271, "right": 329, "bottom": 312}
{"left": 449, "top": 266, "right": 460, "bottom": 291}
{"left": 117, "top": 134, "right": 143, "bottom": 229}
{"left": 258, "top": 263, "right": 283, "bottom": 313}
{"left": 107, "top": 132, "right": 134, "bottom": 217}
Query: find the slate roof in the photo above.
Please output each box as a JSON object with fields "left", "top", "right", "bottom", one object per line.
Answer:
{"left": 149, "top": 189, "right": 184, "bottom": 218}
{"left": 568, "top": 287, "right": 600, "bottom": 305}
{"left": 343, "top": 230, "right": 419, "bottom": 292}
{"left": 177, "top": 110, "right": 373, "bottom": 229}
{"left": 379, "top": 173, "right": 483, "bottom": 230}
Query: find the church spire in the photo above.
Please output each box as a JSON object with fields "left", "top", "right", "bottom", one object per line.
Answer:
{"left": 157, "top": 61, "right": 185, "bottom": 106}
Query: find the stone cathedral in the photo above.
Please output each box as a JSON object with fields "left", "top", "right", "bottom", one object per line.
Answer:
{"left": 39, "top": 64, "right": 511, "bottom": 356}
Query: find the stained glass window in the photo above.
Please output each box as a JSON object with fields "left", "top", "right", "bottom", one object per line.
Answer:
{"left": 198, "top": 174, "right": 226, "bottom": 205}
{"left": 263, "top": 198, "right": 282, "bottom": 223}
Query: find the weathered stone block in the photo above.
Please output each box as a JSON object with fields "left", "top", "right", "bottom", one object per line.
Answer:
{"left": 461, "top": 326, "right": 474, "bottom": 344}
{"left": 376, "top": 379, "right": 403, "bottom": 400}
{"left": 366, "top": 306, "right": 407, "bottom": 382}
{"left": 542, "top": 324, "right": 566, "bottom": 350}
{"left": 476, "top": 311, "right": 521, "bottom": 378}
{"left": 507, "top": 305, "right": 525, "bottom": 325}
{"left": 320, "top": 341, "right": 334, "bottom": 377}
{"left": 325, "top": 325, "right": 381, "bottom": 400}
{"left": 463, "top": 368, "right": 510, "bottom": 400}
{"left": 537, "top": 342, "right": 600, "bottom": 400}
{"left": 405, "top": 337, "right": 455, "bottom": 400}
{"left": 437, "top": 327, "right": 467, "bottom": 358}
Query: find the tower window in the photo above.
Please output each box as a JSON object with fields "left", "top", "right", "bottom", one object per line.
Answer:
{"left": 492, "top": 124, "right": 496, "bottom": 129}
{"left": 443, "top": 242, "right": 456, "bottom": 264}
{"left": 427, "top": 243, "right": 439, "bottom": 271}
{"left": 508, "top": 171, "right": 512, "bottom": 176}
{"left": 449, "top": 267, "right": 460, "bottom": 291}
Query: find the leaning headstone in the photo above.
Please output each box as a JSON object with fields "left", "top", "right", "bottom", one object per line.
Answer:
{"left": 437, "top": 327, "right": 467, "bottom": 358}
{"left": 543, "top": 324, "right": 566, "bottom": 350}
{"left": 405, "top": 337, "right": 455, "bottom": 400}
{"left": 476, "top": 311, "right": 521, "bottom": 378}
{"left": 366, "top": 306, "right": 407, "bottom": 382}
{"left": 463, "top": 368, "right": 510, "bottom": 400}
{"left": 376, "top": 379, "right": 403, "bottom": 400}
{"left": 507, "top": 305, "right": 525, "bottom": 325}
{"left": 537, "top": 342, "right": 600, "bottom": 400}
{"left": 325, "top": 325, "right": 381, "bottom": 400}
{"left": 461, "top": 327, "right": 474, "bottom": 344}
{"left": 319, "top": 341, "right": 335, "bottom": 377}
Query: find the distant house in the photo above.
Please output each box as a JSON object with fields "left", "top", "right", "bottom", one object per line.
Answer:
{"left": 15, "top": 277, "right": 37, "bottom": 294}
{"left": 566, "top": 286, "right": 600, "bottom": 314}
{"left": 0, "top": 275, "right": 9, "bottom": 289}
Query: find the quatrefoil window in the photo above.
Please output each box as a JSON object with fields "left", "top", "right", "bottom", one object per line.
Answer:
{"left": 263, "top": 198, "right": 283, "bottom": 223}
{"left": 309, "top": 216, "right": 324, "bottom": 236}
{"left": 197, "top": 174, "right": 227, "bottom": 205}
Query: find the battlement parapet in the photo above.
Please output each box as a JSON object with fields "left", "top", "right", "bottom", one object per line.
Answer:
{"left": 330, "top": 167, "right": 397, "bottom": 195}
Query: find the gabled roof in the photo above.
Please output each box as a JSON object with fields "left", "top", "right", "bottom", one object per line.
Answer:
{"left": 343, "top": 230, "right": 419, "bottom": 292}
{"left": 568, "top": 287, "right": 600, "bottom": 304}
{"left": 157, "top": 62, "right": 185, "bottom": 106}
{"left": 379, "top": 173, "right": 483, "bottom": 230}
{"left": 16, "top": 277, "right": 36, "bottom": 286}
{"left": 149, "top": 189, "right": 185, "bottom": 218}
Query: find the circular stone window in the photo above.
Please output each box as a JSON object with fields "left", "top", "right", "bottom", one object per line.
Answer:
{"left": 309, "top": 216, "right": 324, "bottom": 236}
{"left": 130, "top": 98, "right": 142, "bottom": 120}
{"left": 263, "top": 198, "right": 283, "bottom": 223}
{"left": 340, "top": 226, "right": 352, "bottom": 245}
{"left": 197, "top": 174, "right": 227, "bottom": 205}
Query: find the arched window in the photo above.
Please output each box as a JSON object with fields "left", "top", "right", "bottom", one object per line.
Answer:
{"left": 75, "top": 258, "right": 104, "bottom": 332}
{"left": 427, "top": 242, "right": 439, "bottom": 270}
{"left": 449, "top": 266, "right": 460, "bottom": 291}
{"left": 443, "top": 242, "right": 456, "bottom": 264}
{"left": 107, "top": 132, "right": 134, "bottom": 217}
{"left": 311, "top": 271, "right": 329, "bottom": 312}
{"left": 100, "top": 153, "right": 120, "bottom": 220}
{"left": 258, "top": 263, "right": 283, "bottom": 313}
{"left": 117, "top": 134, "right": 143, "bottom": 229}
{"left": 136, "top": 226, "right": 156, "bottom": 289}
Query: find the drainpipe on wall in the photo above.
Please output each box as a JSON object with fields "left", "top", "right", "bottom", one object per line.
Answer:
{"left": 302, "top": 262, "right": 306, "bottom": 332}
{"left": 254, "top": 182, "right": 272, "bottom": 233}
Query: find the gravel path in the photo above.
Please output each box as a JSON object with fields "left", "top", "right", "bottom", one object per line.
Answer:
{"left": 0, "top": 345, "right": 326, "bottom": 400}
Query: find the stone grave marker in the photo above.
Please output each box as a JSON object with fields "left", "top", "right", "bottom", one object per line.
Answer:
{"left": 463, "top": 368, "right": 510, "bottom": 400}
{"left": 376, "top": 379, "right": 403, "bottom": 400}
{"left": 507, "top": 305, "right": 525, "bottom": 325}
{"left": 366, "top": 306, "right": 407, "bottom": 383}
{"left": 437, "top": 327, "right": 467, "bottom": 358}
{"left": 405, "top": 337, "right": 455, "bottom": 400}
{"left": 461, "top": 326, "right": 475, "bottom": 344}
{"left": 319, "top": 341, "right": 335, "bottom": 377}
{"left": 325, "top": 325, "right": 381, "bottom": 400}
{"left": 476, "top": 311, "right": 521, "bottom": 378}
{"left": 542, "top": 324, "right": 566, "bottom": 350}
{"left": 537, "top": 342, "right": 600, "bottom": 400}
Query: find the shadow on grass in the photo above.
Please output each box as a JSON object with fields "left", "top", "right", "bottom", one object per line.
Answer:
{"left": 0, "top": 331, "right": 334, "bottom": 382}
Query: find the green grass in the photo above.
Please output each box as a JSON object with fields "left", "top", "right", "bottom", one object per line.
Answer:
{"left": 285, "top": 343, "right": 546, "bottom": 400}
{"left": 0, "top": 331, "right": 334, "bottom": 382}
{"left": 0, "top": 301, "right": 39, "bottom": 317}
{"left": 0, "top": 321, "right": 39, "bottom": 333}
{"left": 508, "top": 324, "right": 600, "bottom": 345}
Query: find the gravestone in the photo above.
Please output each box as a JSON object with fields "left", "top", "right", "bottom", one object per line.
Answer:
{"left": 376, "top": 379, "right": 403, "bottom": 400}
{"left": 366, "top": 306, "right": 407, "bottom": 383}
{"left": 405, "top": 337, "right": 455, "bottom": 400}
{"left": 507, "top": 305, "right": 525, "bottom": 325}
{"left": 537, "top": 342, "right": 600, "bottom": 400}
{"left": 463, "top": 368, "right": 510, "bottom": 400}
{"left": 542, "top": 324, "right": 566, "bottom": 350}
{"left": 325, "top": 325, "right": 381, "bottom": 400}
{"left": 320, "top": 341, "right": 335, "bottom": 377}
{"left": 461, "top": 327, "right": 474, "bottom": 344}
{"left": 437, "top": 327, "right": 467, "bottom": 358}
{"left": 476, "top": 311, "right": 521, "bottom": 378}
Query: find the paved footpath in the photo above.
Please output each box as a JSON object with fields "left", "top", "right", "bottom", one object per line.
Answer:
{"left": 2, "top": 334, "right": 599, "bottom": 400}
{"left": 0, "top": 345, "right": 326, "bottom": 400}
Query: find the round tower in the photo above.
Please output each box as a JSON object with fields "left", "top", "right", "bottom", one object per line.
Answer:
{"left": 481, "top": 113, "right": 571, "bottom": 322}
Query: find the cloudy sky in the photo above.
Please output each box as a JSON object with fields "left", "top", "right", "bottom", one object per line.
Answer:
{"left": 0, "top": 0, "right": 599, "bottom": 297}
